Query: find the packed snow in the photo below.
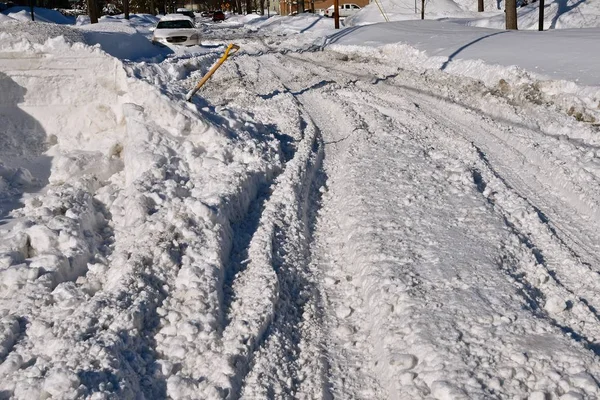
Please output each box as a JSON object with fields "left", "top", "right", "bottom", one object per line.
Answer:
{"left": 2, "top": 0, "right": 600, "bottom": 398}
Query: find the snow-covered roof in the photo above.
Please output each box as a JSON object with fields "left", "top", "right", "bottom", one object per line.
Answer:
{"left": 159, "top": 13, "right": 193, "bottom": 22}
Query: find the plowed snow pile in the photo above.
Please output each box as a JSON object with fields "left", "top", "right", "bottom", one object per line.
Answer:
{"left": 0, "top": 21, "right": 282, "bottom": 398}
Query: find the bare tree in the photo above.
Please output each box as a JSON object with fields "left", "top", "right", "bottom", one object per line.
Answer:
{"left": 505, "top": 0, "right": 517, "bottom": 29}
{"left": 538, "top": 0, "right": 544, "bottom": 30}
{"left": 478, "top": 0, "right": 484, "bottom": 12}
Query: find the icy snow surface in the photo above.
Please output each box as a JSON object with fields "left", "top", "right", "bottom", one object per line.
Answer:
{"left": 2, "top": 1, "right": 600, "bottom": 399}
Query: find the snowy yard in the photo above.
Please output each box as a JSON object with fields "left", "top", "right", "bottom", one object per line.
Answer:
{"left": 2, "top": 1, "right": 600, "bottom": 399}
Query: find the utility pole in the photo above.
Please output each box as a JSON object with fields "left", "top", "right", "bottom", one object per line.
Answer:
{"left": 334, "top": 0, "right": 339, "bottom": 28}
{"left": 538, "top": 0, "right": 544, "bottom": 30}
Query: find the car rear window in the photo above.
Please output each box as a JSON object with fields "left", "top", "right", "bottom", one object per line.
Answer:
{"left": 157, "top": 20, "right": 194, "bottom": 29}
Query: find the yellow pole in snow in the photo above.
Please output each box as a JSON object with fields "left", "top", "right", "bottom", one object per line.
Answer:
{"left": 374, "top": 0, "right": 390, "bottom": 22}
{"left": 186, "top": 43, "right": 240, "bottom": 101}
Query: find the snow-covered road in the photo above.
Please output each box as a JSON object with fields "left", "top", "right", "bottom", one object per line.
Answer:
{"left": 2, "top": 17, "right": 600, "bottom": 399}
{"left": 179, "top": 33, "right": 600, "bottom": 397}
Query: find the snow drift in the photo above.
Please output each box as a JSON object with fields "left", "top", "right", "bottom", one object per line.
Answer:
{"left": 0, "top": 21, "right": 283, "bottom": 399}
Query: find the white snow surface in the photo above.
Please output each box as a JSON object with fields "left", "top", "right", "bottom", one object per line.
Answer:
{"left": 347, "top": 0, "right": 600, "bottom": 29}
{"left": 2, "top": 2, "right": 600, "bottom": 399}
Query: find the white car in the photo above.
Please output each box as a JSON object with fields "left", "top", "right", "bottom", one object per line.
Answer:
{"left": 151, "top": 14, "right": 201, "bottom": 46}
{"left": 324, "top": 3, "right": 361, "bottom": 17}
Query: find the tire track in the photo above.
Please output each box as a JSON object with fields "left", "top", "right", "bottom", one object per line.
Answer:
{"left": 124, "top": 50, "right": 330, "bottom": 398}
{"left": 357, "top": 77, "right": 600, "bottom": 357}
{"left": 154, "top": 30, "right": 600, "bottom": 398}
{"left": 256, "top": 48, "right": 600, "bottom": 397}
{"left": 298, "top": 47, "right": 600, "bottom": 342}
{"left": 235, "top": 118, "right": 326, "bottom": 399}
{"left": 208, "top": 54, "right": 328, "bottom": 399}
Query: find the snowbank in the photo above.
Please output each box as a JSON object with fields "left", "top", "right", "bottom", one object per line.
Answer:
{"left": 77, "top": 22, "right": 171, "bottom": 60}
{"left": 75, "top": 13, "right": 160, "bottom": 31}
{"left": 467, "top": 0, "right": 600, "bottom": 29}
{"left": 346, "top": 0, "right": 600, "bottom": 29}
{"left": 249, "top": 14, "right": 333, "bottom": 35}
{"left": 0, "top": 16, "right": 291, "bottom": 397}
{"left": 225, "top": 13, "right": 266, "bottom": 25}
{"left": 1, "top": 6, "right": 75, "bottom": 24}
{"left": 324, "top": 20, "right": 600, "bottom": 123}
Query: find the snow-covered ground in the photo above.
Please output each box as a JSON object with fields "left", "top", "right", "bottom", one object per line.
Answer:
{"left": 2, "top": 0, "right": 600, "bottom": 398}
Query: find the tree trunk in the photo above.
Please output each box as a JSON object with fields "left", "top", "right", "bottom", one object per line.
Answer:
{"left": 88, "top": 0, "right": 98, "bottom": 23}
{"left": 334, "top": 0, "right": 339, "bottom": 28}
{"left": 505, "top": 0, "right": 517, "bottom": 29}
{"left": 30, "top": 0, "right": 35, "bottom": 21}
{"left": 538, "top": 0, "right": 544, "bottom": 31}
{"left": 420, "top": 0, "right": 424, "bottom": 19}
{"left": 150, "top": 0, "right": 155, "bottom": 15}
{"left": 478, "top": 0, "right": 484, "bottom": 12}
{"left": 260, "top": 0, "right": 264, "bottom": 14}
{"left": 124, "top": 0, "right": 129, "bottom": 19}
